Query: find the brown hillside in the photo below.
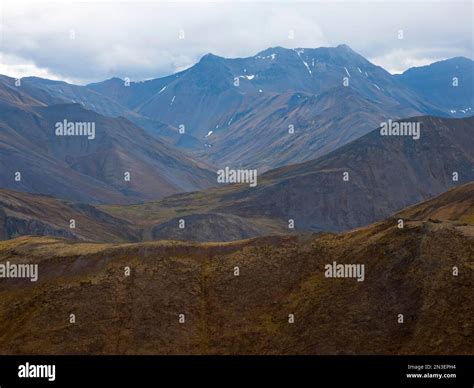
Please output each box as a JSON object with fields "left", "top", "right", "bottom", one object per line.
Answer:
{"left": 0, "top": 216, "right": 471, "bottom": 355}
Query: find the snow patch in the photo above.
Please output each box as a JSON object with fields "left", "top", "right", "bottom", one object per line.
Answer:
{"left": 159, "top": 86, "right": 167, "bottom": 94}
{"left": 257, "top": 53, "right": 277, "bottom": 60}
{"left": 170, "top": 96, "right": 176, "bottom": 105}
{"left": 344, "top": 67, "right": 350, "bottom": 77}
{"left": 293, "top": 49, "right": 312, "bottom": 77}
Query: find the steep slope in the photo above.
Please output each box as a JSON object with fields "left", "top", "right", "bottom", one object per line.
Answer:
{"left": 0, "top": 188, "right": 138, "bottom": 242}
{"left": 102, "top": 116, "right": 474, "bottom": 240}
{"left": 395, "top": 57, "right": 474, "bottom": 117}
{"left": 0, "top": 194, "right": 471, "bottom": 355}
{"left": 197, "top": 87, "right": 420, "bottom": 170}
{"left": 0, "top": 78, "right": 216, "bottom": 204}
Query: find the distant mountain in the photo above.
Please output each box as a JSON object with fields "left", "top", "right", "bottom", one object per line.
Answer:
{"left": 88, "top": 74, "right": 181, "bottom": 111}
{"left": 20, "top": 76, "right": 177, "bottom": 138}
{"left": 102, "top": 116, "right": 474, "bottom": 241}
{"left": 5, "top": 46, "right": 471, "bottom": 170}
{"left": 94, "top": 45, "right": 444, "bottom": 118}
{"left": 0, "top": 76, "right": 216, "bottom": 204}
{"left": 0, "top": 188, "right": 471, "bottom": 354}
{"left": 0, "top": 75, "right": 58, "bottom": 109}
{"left": 21, "top": 76, "right": 131, "bottom": 117}
{"left": 395, "top": 57, "right": 474, "bottom": 117}
{"left": 86, "top": 46, "right": 473, "bottom": 169}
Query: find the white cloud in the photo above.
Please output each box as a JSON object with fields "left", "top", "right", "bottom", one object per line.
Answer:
{"left": 0, "top": 0, "right": 472, "bottom": 84}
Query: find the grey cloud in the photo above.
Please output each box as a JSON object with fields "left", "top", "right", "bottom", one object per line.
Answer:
{"left": 0, "top": 0, "right": 472, "bottom": 84}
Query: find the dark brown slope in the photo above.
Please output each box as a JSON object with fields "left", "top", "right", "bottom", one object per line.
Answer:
{"left": 103, "top": 116, "right": 474, "bottom": 240}
{"left": 0, "top": 188, "right": 138, "bottom": 242}
{"left": 0, "top": 192, "right": 471, "bottom": 355}
{"left": 397, "top": 181, "right": 474, "bottom": 224}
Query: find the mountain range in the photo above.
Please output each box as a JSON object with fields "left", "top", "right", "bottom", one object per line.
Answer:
{"left": 0, "top": 44, "right": 472, "bottom": 235}
{"left": 14, "top": 45, "right": 474, "bottom": 171}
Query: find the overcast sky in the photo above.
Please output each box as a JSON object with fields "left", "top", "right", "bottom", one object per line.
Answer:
{"left": 0, "top": 0, "right": 472, "bottom": 84}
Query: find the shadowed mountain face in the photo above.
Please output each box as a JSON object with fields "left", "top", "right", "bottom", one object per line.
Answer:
{"left": 0, "top": 190, "right": 471, "bottom": 355}
{"left": 0, "top": 76, "right": 216, "bottom": 204}
{"left": 17, "top": 46, "right": 473, "bottom": 170}
{"left": 0, "top": 189, "right": 139, "bottom": 242}
{"left": 102, "top": 116, "right": 474, "bottom": 241}
{"left": 196, "top": 87, "right": 419, "bottom": 170}
{"left": 395, "top": 57, "right": 474, "bottom": 117}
